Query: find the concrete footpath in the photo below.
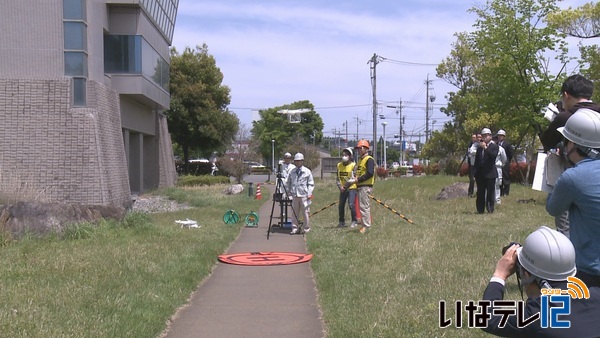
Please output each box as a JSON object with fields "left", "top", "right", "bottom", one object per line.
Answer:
{"left": 162, "top": 184, "right": 325, "bottom": 338}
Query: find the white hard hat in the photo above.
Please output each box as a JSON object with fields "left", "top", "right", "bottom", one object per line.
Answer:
{"left": 284, "top": 152, "right": 292, "bottom": 159}
{"left": 497, "top": 129, "right": 506, "bottom": 136}
{"left": 557, "top": 108, "right": 600, "bottom": 148}
{"left": 516, "top": 226, "right": 576, "bottom": 281}
{"left": 481, "top": 128, "right": 492, "bottom": 135}
{"left": 294, "top": 153, "right": 304, "bottom": 161}
{"left": 343, "top": 147, "right": 353, "bottom": 157}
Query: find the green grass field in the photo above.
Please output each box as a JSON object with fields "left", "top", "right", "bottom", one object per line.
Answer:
{"left": 0, "top": 176, "right": 553, "bottom": 337}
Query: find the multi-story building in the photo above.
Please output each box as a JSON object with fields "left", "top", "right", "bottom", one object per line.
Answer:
{"left": 0, "top": 0, "right": 178, "bottom": 208}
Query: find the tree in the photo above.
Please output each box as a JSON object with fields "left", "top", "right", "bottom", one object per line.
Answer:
{"left": 218, "top": 124, "right": 260, "bottom": 183}
{"left": 251, "top": 100, "right": 324, "bottom": 165}
{"left": 433, "top": 0, "right": 572, "bottom": 167}
{"left": 547, "top": 2, "right": 600, "bottom": 100}
{"left": 167, "top": 44, "right": 239, "bottom": 172}
{"left": 547, "top": 2, "right": 600, "bottom": 39}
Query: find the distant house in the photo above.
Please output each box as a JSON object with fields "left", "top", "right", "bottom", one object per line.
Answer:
{"left": 0, "top": 0, "right": 178, "bottom": 207}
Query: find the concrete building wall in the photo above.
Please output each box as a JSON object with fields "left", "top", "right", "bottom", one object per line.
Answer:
{"left": 0, "top": 1, "right": 63, "bottom": 78}
{"left": 0, "top": 0, "right": 177, "bottom": 205}
{"left": 0, "top": 79, "right": 131, "bottom": 207}
{"left": 157, "top": 113, "right": 177, "bottom": 188}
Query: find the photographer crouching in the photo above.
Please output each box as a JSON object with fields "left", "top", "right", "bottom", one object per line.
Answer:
{"left": 481, "top": 226, "right": 600, "bottom": 337}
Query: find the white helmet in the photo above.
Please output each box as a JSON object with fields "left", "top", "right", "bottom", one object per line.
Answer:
{"left": 343, "top": 147, "right": 353, "bottom": 157}
{"left": 284, "top": 152, "right": 292, "bottom": 159}
{"left": 481, "top": 128, "right": 492, "bottom": 135}
{"left": 557, "top": 108, "right": 600, "bottom": 149}
{"left": 497, "top": 129, "right": 506, "bottom": 136}
{"left": 294, "top": 153, "right": 304, "bottom": 161}
{"left": 516, "top": 226, "right": 576, "bottom": 281}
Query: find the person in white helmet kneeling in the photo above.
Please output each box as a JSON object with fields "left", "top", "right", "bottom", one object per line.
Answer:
{"left": 481, "top": 226, "right": 600, "bottom": 337}
{"left": 546, "top": 108, "right": 600, "bottom": 288}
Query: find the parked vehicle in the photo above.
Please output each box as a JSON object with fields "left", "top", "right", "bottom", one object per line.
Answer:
{"left": 243, "top": 161, "right": 266, "bottom": 169}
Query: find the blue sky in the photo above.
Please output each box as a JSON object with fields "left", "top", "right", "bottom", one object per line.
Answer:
{"left": 172, "top": 0, "right": 590, "bottom": 144}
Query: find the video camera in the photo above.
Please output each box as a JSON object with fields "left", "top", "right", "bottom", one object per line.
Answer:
{"left": 502, "top": 242, "right": 522, "bottom": 281}
{"left": 276, "top": 163, "right": 284, "bottom": 179}
{"left": 501, "top": 241, "right": 521, "bottom": 255}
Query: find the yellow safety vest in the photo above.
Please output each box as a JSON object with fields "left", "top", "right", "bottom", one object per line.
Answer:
{"left": 356, "top": 155, "right": 375, "bottom": 186}
{"left": 337, "top": 162, "right": 356, "bottom": 190}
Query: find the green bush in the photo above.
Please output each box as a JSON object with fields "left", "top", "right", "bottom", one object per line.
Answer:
{"left": 177, "top": 175, "right": 230, "bottom": 187}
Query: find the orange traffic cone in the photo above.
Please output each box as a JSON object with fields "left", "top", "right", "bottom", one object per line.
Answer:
{"left": 255, "top": 183, "right": 262, "bottom": 200}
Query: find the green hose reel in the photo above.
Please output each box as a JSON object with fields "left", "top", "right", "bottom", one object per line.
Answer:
{"left": 223, "top": 210, "right": 259, "bottom": 227}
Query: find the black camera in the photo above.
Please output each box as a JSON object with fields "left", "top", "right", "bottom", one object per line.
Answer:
{"left": 276, "top": 163, "right": 283, "bottom": 179}
{"left": 501, "top": 242, "right": 521, "bottom": 255}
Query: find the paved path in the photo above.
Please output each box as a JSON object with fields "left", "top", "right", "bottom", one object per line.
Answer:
{"left": 162, "top": 184, "right": 325, "bottom": 338}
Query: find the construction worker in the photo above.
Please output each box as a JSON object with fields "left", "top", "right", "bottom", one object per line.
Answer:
{"left": 336, "top": 147, "right": 357, "bottom": 227}
{"left": 347, "top": 140, "right": 375, "bottom": 234}
{"left": 286, "top": 153, "right": 314, "bottom": 234}
{"left": 280, "top": 152, "right": 295, "bottom": 181}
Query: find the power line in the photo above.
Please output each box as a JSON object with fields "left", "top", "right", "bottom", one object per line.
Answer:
{"left": 381, "top": 57, "right": 439, "bottom": 67}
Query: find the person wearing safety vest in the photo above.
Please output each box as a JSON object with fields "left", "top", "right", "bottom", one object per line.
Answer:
{"left": 336, "top": 147, "right": 357, "bottom": 228}
{"left": 347, "top": 140, "right": 375, "bottom": 234}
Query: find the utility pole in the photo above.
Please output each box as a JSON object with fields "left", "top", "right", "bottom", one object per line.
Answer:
{"left": 369, "top": 53, "right": 383, "bottom": 165}
{"left": 344, "top": 121, "right": 348, "bottom": 148}
{"left": 354, "top": 115, "right": 361, "bottom": 141}
{"left": 425, "top": 74, "right": 435, "bottom": 143}
{"left": 387, "top": 99, "right": 403, "bottom": 165}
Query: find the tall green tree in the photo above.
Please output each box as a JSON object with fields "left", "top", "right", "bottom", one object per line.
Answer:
{"left": 432, "top": 0, "right": 571, "bottom": 164}
{"left": 547, "top": 2, "right": 600, "bottom": 100}
{"left": 167, "top": 44, "right": 239, "bottom": 169}
{"left": 251, "top": 100, "right": 324, "bottom": 165}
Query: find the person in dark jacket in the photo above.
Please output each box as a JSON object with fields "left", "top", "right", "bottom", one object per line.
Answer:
{"left": 474, "top": 128, "right": 498, "bottom": 213}
{"left": 481, "top": 226, "right": 600, "bottom": 337}
{"left": 539, "top": 74, "right": 600, "bottom": 237}
{"left": 540, "top": 74, "right": 600, "bottom": 151}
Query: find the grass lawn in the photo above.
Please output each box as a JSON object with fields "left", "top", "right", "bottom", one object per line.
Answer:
{"left": 0, "top": 176, "right": 553, "bottom": 337}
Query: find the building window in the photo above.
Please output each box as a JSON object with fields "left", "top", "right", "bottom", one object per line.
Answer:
{"left": 73, "top": 78, "right": 87, "bottom": 106}
{"left": 64, "top": 0, "right": 87, "bottom": 107}
{"left": 65, "top": 52, "right": 88, "bottom": 76}
{"left": 139, "top": 0, "right": 178, "bottom": 43}
{"left": 63, "top": 0, "right": 86, "bottom": 20}
{"left": 104, "top": 35, "right": 142, "bottom": 74}
{"left": 104, "top": 34, "right": 169, "bottom": 91}
{"left": 64, "top": 22, "right": 87, "bottom": 50}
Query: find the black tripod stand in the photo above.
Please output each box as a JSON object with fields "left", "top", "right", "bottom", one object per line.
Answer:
{"left": 267, "top": 165, "right": 299, "bottom": 239}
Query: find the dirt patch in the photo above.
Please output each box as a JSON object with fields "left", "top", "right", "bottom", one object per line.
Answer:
{"left": 434, "top": 182, "right": 469, "bottom": 200}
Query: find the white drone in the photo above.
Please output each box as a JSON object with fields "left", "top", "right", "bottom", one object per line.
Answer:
{"left": 277, "top": 108, "right": 311, "bottom": 123}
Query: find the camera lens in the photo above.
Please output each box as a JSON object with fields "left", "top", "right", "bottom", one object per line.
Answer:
{"left": 501, "top": 242, "right": 520, "bottom": 255}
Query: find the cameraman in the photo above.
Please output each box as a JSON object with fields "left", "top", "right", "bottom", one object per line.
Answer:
{"left": 481, "top": 226, "right": 600, "bottom": 337}
{"left": 539, "top": 75, "right": 600, "bottom": 237}
{"left": 546, "top": 108, "right": 600, "bottom": 288}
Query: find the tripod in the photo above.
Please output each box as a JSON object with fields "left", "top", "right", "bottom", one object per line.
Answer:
{"left": 267, "top": 166, "right": 299, "bottom": 240}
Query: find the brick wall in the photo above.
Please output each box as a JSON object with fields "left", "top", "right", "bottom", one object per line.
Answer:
{"left": 0, "top": 79, "right": 131, "bottom": 207}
